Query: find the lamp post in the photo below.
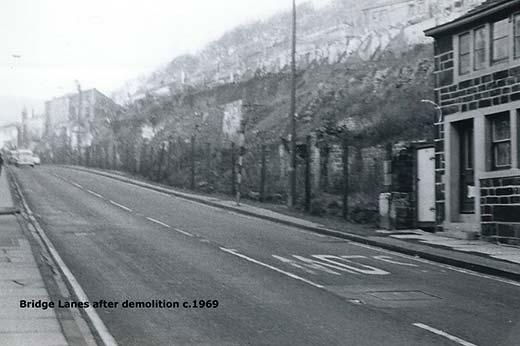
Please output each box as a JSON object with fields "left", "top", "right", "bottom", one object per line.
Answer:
{"left": 421, "top": 99, "right": 443, "bottom": 141}
{"left": 288, "top": 0, "right": 297, "bottom": 207}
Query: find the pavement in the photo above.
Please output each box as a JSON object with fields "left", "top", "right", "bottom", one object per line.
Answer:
{"left": 66, "top": 164, "right": 520, "bottom": 282}
{"left": 0, "top": 165, "right": 18, "bottom": 214}
{"left": 0, "top": 169, "right": 70, "bottom": 346}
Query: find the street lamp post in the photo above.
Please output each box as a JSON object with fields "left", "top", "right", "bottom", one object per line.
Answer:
{"left": 421, "top": 99, "right": 443, "bottom": 141}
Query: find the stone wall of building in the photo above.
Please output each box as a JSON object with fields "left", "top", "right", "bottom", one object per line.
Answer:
{"left": 480, "top": 176, "right": 520, "bottom": 245}
{"left": 438, "top": 67, "right": 520, "bottom": 116}
{"left": 432, "top": 35, "right": 451, "bottom": 231}
{"left": 433, "top": 44, "right": 520, "bottom": 236}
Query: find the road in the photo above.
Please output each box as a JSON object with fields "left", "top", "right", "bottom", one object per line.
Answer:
{"left": 11, "top": 165, "right": 520, "bottom": 346}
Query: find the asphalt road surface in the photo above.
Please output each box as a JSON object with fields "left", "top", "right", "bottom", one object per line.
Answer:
{"left": 12, "top": 165, "right": 520, "bottom": 346}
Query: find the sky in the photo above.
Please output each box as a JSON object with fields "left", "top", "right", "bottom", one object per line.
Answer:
{"left": 0, "top": 0, "right": 331, "bottom": 126}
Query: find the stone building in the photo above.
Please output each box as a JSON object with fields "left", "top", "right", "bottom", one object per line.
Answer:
{"left": 44, "top": 89, "right": 120, "bottom": 160}
{"left": 425, "top": 0, "right": 520, "bottom": 243}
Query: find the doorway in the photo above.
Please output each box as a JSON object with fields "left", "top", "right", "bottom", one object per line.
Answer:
{"left": 458, "top": 119, "right": 475, "bottom": 214}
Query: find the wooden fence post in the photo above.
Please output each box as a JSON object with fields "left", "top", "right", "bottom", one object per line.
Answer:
{"left": 231, "top": 142, "right": 236, "bottom": 196}
{"left": 206, "top": 142, "right": 211, "bottom": 185}
{"left": 305, "top": 135, "right": 312, "bottom": 212}
{"left": 260, "top": 144, "right": 266, "bottom": 202}
{"left": 342, "top": 136, "right": 349, "bottom": 220}
{"left": 157, "top": 142, "right": 166, "bottom": 181}
{"left": 191, "top": 135, "right": 195, "bottom": 190}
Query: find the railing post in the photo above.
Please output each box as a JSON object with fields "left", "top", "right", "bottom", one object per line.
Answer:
{"left": 191, "top": 135, "right": 195, "bottom": 190}
{"left": 342, "top": 136, "right": 349, "bottom": 220}
{"left": 260, "top": 144, "right": 266, "bottom": 202}
{"left": 231, "top": 142, "right": 236, "bottom": 196}
{"left": 305, "top": 135, "right": 312, "bottom": 212}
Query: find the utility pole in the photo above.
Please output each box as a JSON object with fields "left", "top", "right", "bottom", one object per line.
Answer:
{"left": 288, "top": 0, "right": 297, "bottom": 207}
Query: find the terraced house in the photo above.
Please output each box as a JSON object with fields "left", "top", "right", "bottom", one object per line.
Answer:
{"left": 425, "top": 0, "right": 520, "bottom": 244}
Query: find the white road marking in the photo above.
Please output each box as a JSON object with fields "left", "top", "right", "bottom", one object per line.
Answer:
{"left": 272, "top": 255, "right": 328, "bottom": 275}
{"left": 312, "top": 255, "right": 390, "bottom": 275}
{"left": 291, "top": 254, "right": 352, "bottom": 274}
{"left": 66, "top": 166, "right": 520, "bottom": 287}
{"left": 72, "top": 182, "right": 83, "bottom": 189}
{"left": 109, "top": 200, "right": 132, "bottom": 212}
{"left": 86, "top": 189, "right": 103, "bottom": 198}
{"left": 11, "top": 173, "right": 119, "bottom": 346}
{"left": 221, "top": 248, "right": 324, "bottom": 289}
{"left": 413, "top": 323, "right": 477, "bottom": 346}
{"left": 174, "top": 228, "right": 194, "bottom": 237}
{"left": 146, "top": 217, "right": 171, "bottom": 228}
{"left": 350, "top": 242, "right": 520, "bottom": 287}
{"left": 372, "top": 255, "right": 418, "bottom": 267}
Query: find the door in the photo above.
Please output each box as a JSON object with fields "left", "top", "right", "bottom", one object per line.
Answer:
{"left": 459, "top": 120, "right": 475, "bottom": 214}
{"left": 417, "top": 147, "right": 435, "bottom": 223}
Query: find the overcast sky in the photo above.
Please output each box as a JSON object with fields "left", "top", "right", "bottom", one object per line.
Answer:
{"left": 0, "top": 0, "right": 330, "bottom": 125}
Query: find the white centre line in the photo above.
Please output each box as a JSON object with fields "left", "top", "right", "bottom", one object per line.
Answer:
{"left": 220, "top": 247, "right": 324, "bottom": 289}
{"left": 146, "top": 217, "right": 171, "bottom": 228}
{"left": 86, "top": 189, "right": 103, "bottom": 199}
{"left": 109, "top": 200, "right": 132, "bottom": 212}
{"left": 72, "top": 182, "right": 83, "bottom": 189}
{"left": 413, "top": 323, "right": 478, "bottom": 346}
{"left": 174, "top": 228, "right": 194, "bottom": 237}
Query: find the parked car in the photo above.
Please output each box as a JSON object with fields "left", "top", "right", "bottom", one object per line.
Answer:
{"left": 6, "top": 151, "right": 17, "bottom": 165}
{"left": 32, "top": 155, "right": 41, "bottom": 165}
{"left": 15, "top": 149, "right": 35, "bottom": 168}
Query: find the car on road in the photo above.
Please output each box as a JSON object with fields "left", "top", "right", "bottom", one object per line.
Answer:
{"left": 32, "top": 154, "right": 41, "bottom": 165}
{"left": 6, "top": 150, "right": 17, "bottom": 165}
{"left": 14, "top": 149, "right": 36, "bottom": 168}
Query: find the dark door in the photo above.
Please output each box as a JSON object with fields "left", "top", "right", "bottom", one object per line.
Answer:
{"left": 459, "top": 120, "right": 474, "bottom": 214}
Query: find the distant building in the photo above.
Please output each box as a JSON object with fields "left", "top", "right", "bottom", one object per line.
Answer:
{"left": 363, "top": 0, "right": 484, "bottom": 29}
{"left": 0, "top": 123, "right": 19, "bottom": 149}
{"left": 44, "top": 88, "right": 121, "bottom": 154}
{"left": 425, "top": 0, "right": 520, "bottom": 244}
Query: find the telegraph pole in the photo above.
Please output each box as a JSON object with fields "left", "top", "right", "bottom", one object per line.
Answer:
{"left": 288, "top": 0, "right": 297, "bottom": 207}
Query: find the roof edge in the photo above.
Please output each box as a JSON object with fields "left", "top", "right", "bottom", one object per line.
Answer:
{"left": 425, "top": 0, "right": 520, "bottom": 37}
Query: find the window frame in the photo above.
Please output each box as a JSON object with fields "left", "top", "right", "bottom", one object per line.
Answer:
{"left": 490, "top": 17, "right": 510, "bottom": 64}
{"left": 458, "top": 32, "right": 471, "bottom": 75}
{"left": 473, "top": 26, "right": 487, "bottom": 70}
{"left": 489, "top": 112, "right": 512, "bottom": 170}
{"left": 514, "top": 13, "right": 520, "bottom": 59}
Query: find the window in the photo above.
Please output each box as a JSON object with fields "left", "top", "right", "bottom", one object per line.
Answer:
{"left": 491, "top": 18, "right": 509, "bottom": 63}
{"left": 474, "top": 26, "right": 486, "bottom": 70}
{"left": 515, "top": 14, "right": 520, "bottom": 58}
{"left": 459, "top": 32, "right": 470, "bottom": 75}
{"left": 490, "top": 112, "right": 511, "bottom": 169}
